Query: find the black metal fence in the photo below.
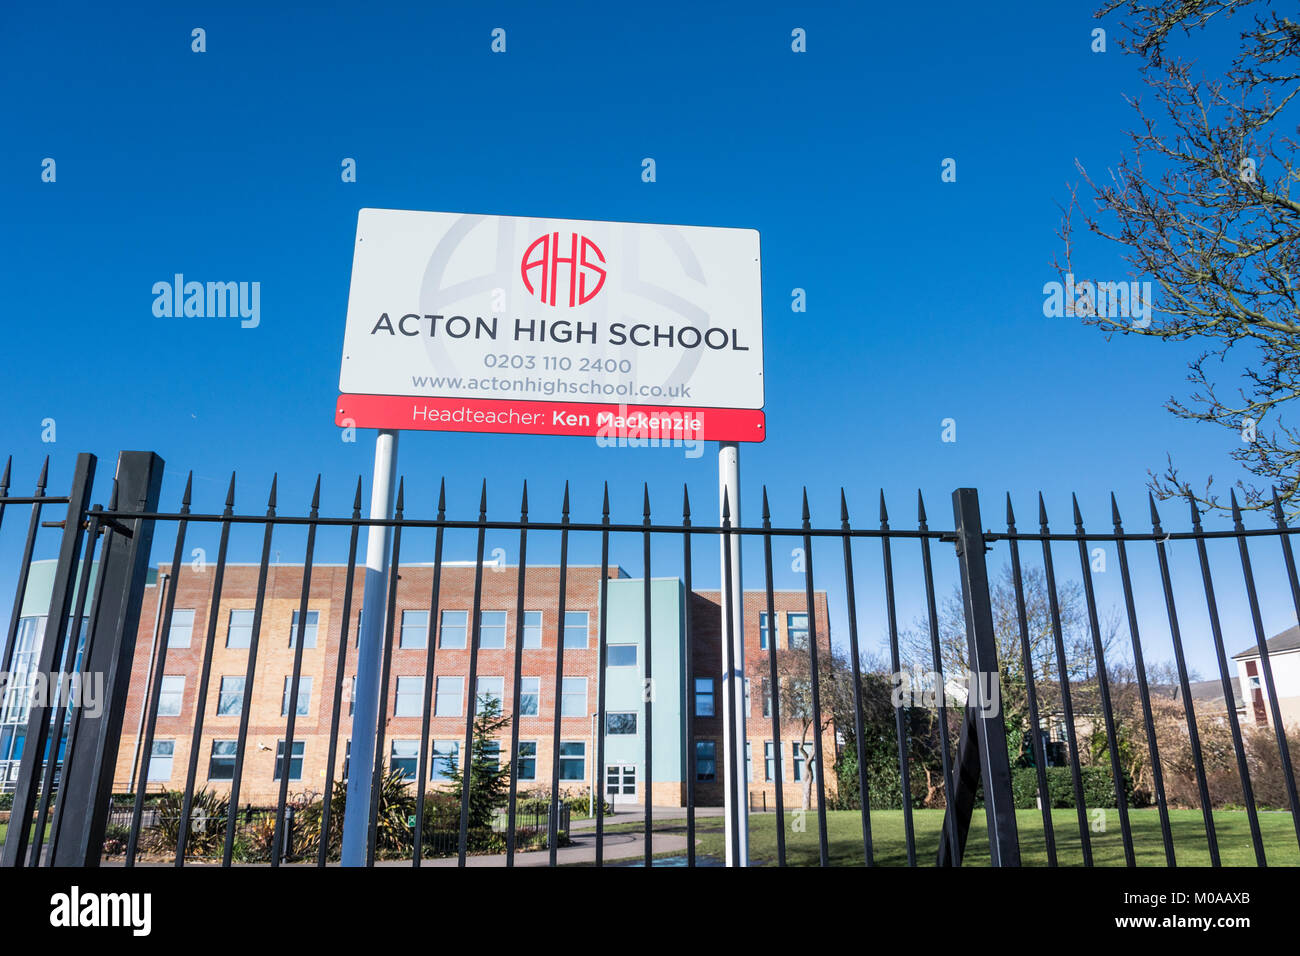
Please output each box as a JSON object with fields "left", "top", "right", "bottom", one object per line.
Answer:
{"left": 0, "top": 449, "right": 1298, "bottom": 867}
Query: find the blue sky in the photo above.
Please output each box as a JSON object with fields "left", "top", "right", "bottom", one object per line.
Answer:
{"left": 1, "top": 1, "right": 1292, "bottom": 677}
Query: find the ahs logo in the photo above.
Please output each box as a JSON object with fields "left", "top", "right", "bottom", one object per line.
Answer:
{"left": 521, "top": 232, "right": 607, "bottom": 307}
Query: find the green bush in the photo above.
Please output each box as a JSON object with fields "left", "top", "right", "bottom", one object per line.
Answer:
{"left": 0, "top": 794, "right": 12, "bottom": 811}
{"left": 139, "top": 788, "right": 232, "bottom": 858}
{"left": 1011, "top": 765, "right": 1134, "bottom": 809}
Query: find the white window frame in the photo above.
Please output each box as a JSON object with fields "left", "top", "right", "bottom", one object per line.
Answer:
{"left": 168, "top": 609, "right": 195, "bottom": 648}
{"left": 517, "top": 740, "right": 538, "bottom": 780}
{"left": 478, "top": 610, "right": 507, "bottom": 649}
{"left": 606, "top": 644, "right": 638, "bottom": 668}
{"left": 157, "top": 675, "right": 185, "bottom": 717}
{"left": 561, "top": 677, "right": 587, "bottom": 718}
{"left": 147, "top": 740, "right": 175, "bottom": 782}
{"left": 519, "top": 676, "right": 541, "bottom": 716}
{"left": 274, "top": 740, "right": 305, "bottom": 781}
{"left": 558, "top": 740, "right": 586, "bottom": 781}
{"left": 694, "top": 677, "right": 715, "bottom": 717}
{"left": 281, "top": 675, "right": 312, "bottom": 717}
{"left": 226, "top": 609, "right": 254, "bottom": 648}
{"left": 390, "top": 740, "right": 419, "bottom": 780}
{"left": 394, "top": 676, "right": 424, "bottom": 717}
{"left": 439, "top": 610, "right": 468, "bottom": 649}
{"left": 217, "top": 676, "right": 244, "bottom": 716}
{"left": 435, "top": 677, "right": 463, "bottom": 717}
{"left": 476, "top": 676, "right": 505, "bottom": 709}
{"left": 562, "top": 610, "right": 589, "bottom": 650}
{"left": 606, "top": 711, "right": 638, "bottom": 735}
{"left": 289, "top": 609, "right": 319, "bottom": 648}
{"left": 522, "top": 610, "right": 543, "bottom": 649}
{"left": 400, "top": 609, "right": 429, "bottom": 649}
{"left": 208, "top": 740, "right": 237, "bottom": 780}
{"left": 431, "top": 740, "right": 460, "bottom": 780}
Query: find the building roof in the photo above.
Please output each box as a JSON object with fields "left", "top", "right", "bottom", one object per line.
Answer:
{"left": 1232, "top": 624, "right": 1300, "bottom": 661}
{"left": 1153, "top": 677, "right": 1245, "bottom": 712}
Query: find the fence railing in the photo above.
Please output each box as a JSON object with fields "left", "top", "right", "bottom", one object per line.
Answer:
{"left": 0, "top": 449, "right": 1298, "bottom": 867}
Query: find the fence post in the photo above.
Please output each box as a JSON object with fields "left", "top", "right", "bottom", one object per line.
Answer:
{"left": 50, "top": 451, "right": 164, "bottom": 866}
{"left": 1, "top": 453, "right": 96, "bottom": 867}
{"left": 939, "top": 488, "right": 1020, "bottom": 866}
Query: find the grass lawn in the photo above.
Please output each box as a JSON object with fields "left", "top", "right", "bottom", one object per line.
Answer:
{"left": 613, "top": 809, "right": 1299, "bottom": 866}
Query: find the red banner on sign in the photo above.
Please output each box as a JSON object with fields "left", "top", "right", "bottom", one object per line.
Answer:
{"left": 336, "top": 394, "right": 765, "bottom": 443}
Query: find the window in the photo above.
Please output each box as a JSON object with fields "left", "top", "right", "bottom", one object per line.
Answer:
{"left": 787, "top": 612, "right": 809, "bottom": 650}
{"left": 517, "top": 741, "right": 537, "bottom": 780}
{"left": 759, "top": 612, "right": 773, "bottom": 650}
{"left": 395, "top": 676, "right": 423, "bottom": 717}
{"left": 695, "top": 741, "right": 716, "bottom": 782}
{"left": 522, "top": 611, "right": 543, "bottom": 649}
{"left": 168, "top": 609, "right": 195, "bottom": 648}
{"left": 606, "top": 712, "right": 637, "bottom": 735}
{"left": 792, "top": 742, "right": 807, "bottom": 782}
{"left": 561, "top": 677, "right": 586, "bottom": 717}
{"left": 400, "top": 609, "right": 429, "bottom": 649}
{"left": 483, "top": 740, "right": 501, "bottom": 770}
{"left": 348, "top": 675, "right": 355, "bottom": 716}
{"left": 343, "top": 740, "right": 351, "bottom": 781}
{"left": 762, "top": 678, "right": 772, "bottom": 719}
{"left": 764, "top": 741, "right": 777, "bottom": 782}
{"left": 479, "top": 610, "right": 506, "bottom": 649}
{"left": 694, "top": 677, "right": 715, "bottom": 717}
{"left": 563, "top": 611, "right": 589, "bottom": 649}
{"left": 289, "top": 609, "right": 318, "bottom": 648}
{"left": 559, "top": 741, "right": 585, "bottom": 780}
{"left": 439, "top": 610, "right": 468, "bottom": 649}
{"left": 275, "top": 740, "right": 304, "bottom": 780}
{"left": 606, "top": 764, "right": 636, "bottom": 797}
{"left": 391, "top": 740, "right": 418, "bottom": 780}
{"left": 435, "top": 677, "right": 462, "bottom": 717}
{"left": 227, "top": 609, "right": 254, "bottom": 648}
{"left": 746, "top": 741, "right": 752, "bottom": 783}
{"left": 476, "top": 676, "right": 504, "bottom": 709}
{"left": 519, "top": 677, "right": 540, "bottom": 716}
{"left": 281, "top": 676, "right": 312, "bottom": 717}
{"left": 157, "top": 676, "right": 184, "bottom": 717}
{"left": 209, "top": 740, "right": 237, "bottom": 780}
{"left": 607, "top": 644, "right": 637, "bottom": 667}
{"left": 147, "top": 740, "right": 174, "bottom": 782}
{"left": 217, "top": 676, "right": 244, "bottom": 716}
{"left": 431, "top": 740, "right": 459, "bottom": 780}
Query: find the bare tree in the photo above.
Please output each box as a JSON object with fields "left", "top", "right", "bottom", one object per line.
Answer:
{"left": 1057, "top": 0, "right": 1300, "bottom": 515}
{"left": 772, "top": 644, "right": 853, "bottom": 810}
{"left": 901, "top": 565, "right": 1120, "bottom": 687}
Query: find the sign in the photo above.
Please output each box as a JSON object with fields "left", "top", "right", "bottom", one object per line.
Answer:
{"left": 336, "top": 209, "right": 765, "bottom": 442}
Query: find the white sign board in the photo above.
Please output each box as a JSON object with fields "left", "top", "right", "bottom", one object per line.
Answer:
{"left": 337, "top": 208, "right": 765, "bottom": 441}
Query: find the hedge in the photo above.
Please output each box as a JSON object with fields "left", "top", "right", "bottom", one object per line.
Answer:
{"left": 1011, "top": 765, "right": 1135, "bottom": 809}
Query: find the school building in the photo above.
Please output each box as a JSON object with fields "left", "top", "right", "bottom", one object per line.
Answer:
{"left": 5, "top": 560, "right": 836, "bottom": 809}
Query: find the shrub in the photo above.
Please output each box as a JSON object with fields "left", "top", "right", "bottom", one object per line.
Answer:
{"left": 139, "top": 789, "right": 231, "bottom": 858}
{"left": 1011, "top": 765, "right": 1134, "bottom": 809}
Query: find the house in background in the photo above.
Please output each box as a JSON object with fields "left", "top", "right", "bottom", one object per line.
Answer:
{"left": 1233, "top": 625, "right": 1300, "bottom": 730}
{"left": 1166, "top": 677, "right": 1246, "bottom": 724}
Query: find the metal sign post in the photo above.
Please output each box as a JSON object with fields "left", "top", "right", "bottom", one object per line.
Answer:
{"left": 718, "top": 440, "right": 749, "bottom": 866}
{"left": 340, "top": 428, "right": 399, "bottom": 866}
